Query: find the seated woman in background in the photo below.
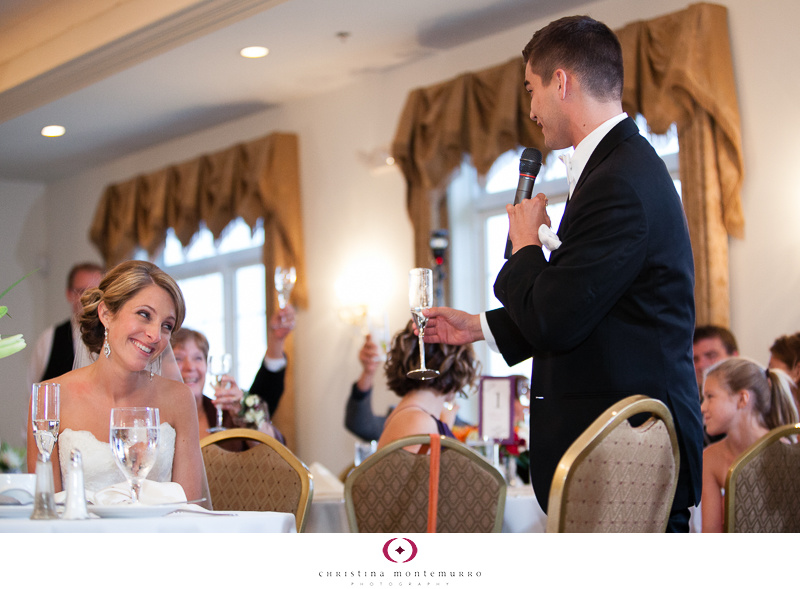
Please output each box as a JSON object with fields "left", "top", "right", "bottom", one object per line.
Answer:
{"left": 701, "top": 357, "right": 798, "bottom": 532}
{"left": 171, "top": 308, "right": 292, "bottom": 443}
{"left": 26, "top": 260, "right": 208, "bottom": 505}
{"left": 377, "top": 321, "right": 479, "bottom": 453}
{"left": 768, "top": 332, "right": 800, "bottom": 403}
{"left": 344, "top": 334, "right": 464, "bottom": 442}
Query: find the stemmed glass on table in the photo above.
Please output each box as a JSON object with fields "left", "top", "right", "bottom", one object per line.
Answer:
{"left": 274, "top": 266, "right": 296, "bottom": 326}
{"left": 30, "top": 382, "right": 60, "bottom": 519}
{"left": 207, "top": 353, "right": 233, "bottom": 433}
{"left": 407, "top": 268, "right": 439, "bottom": 380}
{"left": 110, "top": 407, "right": 160, "bottom": 504}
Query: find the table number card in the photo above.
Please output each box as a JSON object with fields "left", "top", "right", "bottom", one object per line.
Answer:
{"left": 478, "top": 376, "right": 515, "bottom": 444}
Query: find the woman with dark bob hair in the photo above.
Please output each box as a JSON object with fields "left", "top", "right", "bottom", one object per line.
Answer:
{"left": 377, "top": 320, "right": 479, "bottom": 453}
{"left": 26, "top": 260, "right": 209, "bottom": 507}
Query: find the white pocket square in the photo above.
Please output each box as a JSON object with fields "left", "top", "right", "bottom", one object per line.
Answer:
{"left": 538, "top": 224, "right": 561, "bottom": 250}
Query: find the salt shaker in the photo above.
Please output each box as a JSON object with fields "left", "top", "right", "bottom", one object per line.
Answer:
{"left": 62, "top": 448, "right": 90, "bottom": 520}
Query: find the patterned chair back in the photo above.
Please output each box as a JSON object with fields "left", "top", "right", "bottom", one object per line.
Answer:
{"left": 724, "top": 423, "right": 800, "bottom": 532}
{"left": 200, "top": 428, "right": 313, "bottom": 532}
{"left": 344, "top": 435, "right": 507, "bottom": 533}
{"left": 546, "top": 395, "right": 680, "bottom": 533}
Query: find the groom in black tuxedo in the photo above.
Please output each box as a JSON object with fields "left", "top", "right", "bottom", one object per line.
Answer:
{"left": 424, "top": 15, "right": 703, "bottom": 532}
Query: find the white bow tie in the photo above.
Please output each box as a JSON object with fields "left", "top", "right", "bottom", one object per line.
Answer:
{"left": 559, "top": 153, "right": 577, "bottom": 198}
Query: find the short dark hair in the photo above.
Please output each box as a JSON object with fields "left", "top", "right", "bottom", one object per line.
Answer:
{"left": 522, "top": 15, "right": 623, "bottom": 102}
{"left": 770, "top": 332, "right": 800, "bottom": 372}
{"left": 67, "top": 262, "right": 104, "bottom": 290}
{"left": 693, "top": 325, "right": 738, "bottom": 354}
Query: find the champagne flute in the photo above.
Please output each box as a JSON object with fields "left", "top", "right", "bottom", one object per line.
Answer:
{"left": 274, "top": 266, "right": 297, "bottom": 311}
{"left": 407, "top": 268, "right": 439, "bottom": 380}
{"left": 207, "top": 353, "right": 233, "bottom": 432}
{"left": 274, "top": 266, "right": 297, "bottom": 328}
{"left": 30, "top": 382, "right": 60, "bottom": 519}
{"left": 110, "top": 407, "right": 160, "bottom": 504}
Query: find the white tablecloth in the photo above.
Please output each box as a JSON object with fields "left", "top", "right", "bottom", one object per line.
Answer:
{"left": 0, "top": 510, "right": 296, "bottom": 533}
{"left": 304, "top": 484, "right": 546, "bottom": 533}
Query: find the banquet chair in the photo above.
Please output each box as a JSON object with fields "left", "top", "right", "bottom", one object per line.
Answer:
{"left": 200, "top": 428, "right": 313, "bottom": 532}
{"left": 546, "top": 395, "right": 679, "bottom": 533}
{"left": 344, "top": 434, "right": 506, "bottom": 533}
{"left": 724, "top": 423, "right": 800, "bottom": 533}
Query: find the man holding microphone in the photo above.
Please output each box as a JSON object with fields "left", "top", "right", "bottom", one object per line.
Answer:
{"left": 422, "top": 15, "right": 703, "bottom": 532}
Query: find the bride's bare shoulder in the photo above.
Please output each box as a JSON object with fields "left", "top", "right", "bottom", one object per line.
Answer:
{"left": 47, "top": 366, "right": 93, "bottom": 391}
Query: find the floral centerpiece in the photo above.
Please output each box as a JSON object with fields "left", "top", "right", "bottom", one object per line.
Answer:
{"left": 0, "top": 271, "right": 34, "bottom": 360}
{"left": 0, "top": 440, "right": 25, "bottom": 473}
{"left": 237, "top": 392, "right": 270, "bottom": 430}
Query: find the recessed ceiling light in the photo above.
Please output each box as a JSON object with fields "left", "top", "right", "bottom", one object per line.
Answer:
{"left": 240, "top": 46, "right": 269, "bottom": 58}
{"left": 41, "top": 125, "right": 65, "bottom": 137}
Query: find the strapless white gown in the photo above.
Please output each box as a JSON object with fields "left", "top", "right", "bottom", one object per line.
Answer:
{"left": 58, "top": 423, "right": 176, "bottom": 493}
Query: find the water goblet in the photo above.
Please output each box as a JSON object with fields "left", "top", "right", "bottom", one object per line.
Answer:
{"left": 30, "top": 382, "right": 60, "bottom": 519}
{"left": 407, "top": 268, "right": 439, "bottom": 380}
{"left": 109, "top": 407, "right": 160, "bottom": 504}
{"left": 207, "top": 353, "right": 233, "bottom": 432}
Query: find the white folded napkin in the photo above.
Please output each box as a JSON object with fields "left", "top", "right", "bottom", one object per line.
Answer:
{"left": 56, "top": 480, "right": 187, "bottom": 506}
{"left": 93, "top": 480, "right": 187, "bottom": 505}
{"left": 539, "top": 224, "right": 561, "bottom": 251}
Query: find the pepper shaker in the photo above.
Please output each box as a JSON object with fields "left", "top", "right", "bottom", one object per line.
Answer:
{"left": 62, "top": 448, "right": 90, "bottom": 520}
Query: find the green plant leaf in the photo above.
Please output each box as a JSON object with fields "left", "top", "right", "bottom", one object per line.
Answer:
{"left": 0, "top": 334, "right": 26, "bottom": 359}
{"left": 0, "top": 268, "right": 38, "bottom": 300}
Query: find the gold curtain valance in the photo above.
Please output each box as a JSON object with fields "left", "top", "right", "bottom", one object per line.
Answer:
{"left": 89, "top": 131, "right": 306, "bottom": 446}
{"left": 89, "top": 131, "right": 307, "bottom": 310}
{"left": 392, "top": 2, "right": 744, "bottom": 327}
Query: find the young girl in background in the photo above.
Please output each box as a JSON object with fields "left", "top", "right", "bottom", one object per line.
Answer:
{"left": 701, "top": 357, "right": 799, "bottom": 532}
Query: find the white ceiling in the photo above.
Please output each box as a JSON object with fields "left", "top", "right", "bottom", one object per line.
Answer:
{"left": 0, "top": 0, "right": 587, "bottom": 183}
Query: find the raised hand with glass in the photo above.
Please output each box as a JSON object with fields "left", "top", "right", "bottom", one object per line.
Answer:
{"left": 274, "top": 266, "right": 296, "bottom": 308}
{"left": 109, "top": 407, "right": 160, "bottom": 504}
{"left": 407, "top": 268, "right": 439, "bottom": 380}
{"left": 207, "top": 352, "right": 233, "bottom": 432}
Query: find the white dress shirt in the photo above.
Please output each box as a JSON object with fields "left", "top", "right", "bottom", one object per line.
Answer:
{"left": 481, "top": 112, "right": 629, "bottom": 352}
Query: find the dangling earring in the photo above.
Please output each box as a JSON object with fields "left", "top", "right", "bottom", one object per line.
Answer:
{"left": 103, "top": 328, "right": 111, "bottom": 359}
{"left": 149, "top": 354, "right": 162, "bottom": 382}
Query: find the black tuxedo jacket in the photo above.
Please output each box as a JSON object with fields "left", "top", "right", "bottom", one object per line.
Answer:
{"left": 489, "top": 116, "right": 703, "bottom": 513}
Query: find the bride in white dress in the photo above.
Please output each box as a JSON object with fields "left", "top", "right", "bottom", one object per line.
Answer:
{"left": 26, "top": 260, "right": 209, "bottom": 507}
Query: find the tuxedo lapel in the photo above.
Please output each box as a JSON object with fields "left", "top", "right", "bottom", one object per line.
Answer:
{"left": 556, "top": 116, "right": 639, "bottom": 239}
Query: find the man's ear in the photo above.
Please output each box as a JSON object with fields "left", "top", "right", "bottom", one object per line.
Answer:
{"left": 554, "top": 69, "right": 568, "bottom": 98}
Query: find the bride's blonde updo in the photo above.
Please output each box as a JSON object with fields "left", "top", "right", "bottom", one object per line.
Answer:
{"left": 79, "top": 260, "right": 186, "bottom": 354}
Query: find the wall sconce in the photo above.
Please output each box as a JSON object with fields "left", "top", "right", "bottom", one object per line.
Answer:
{"left": 334, "top": 258, "right": 393, "bottom": 333}
{"left": 358, "top": 145, "right": 396, "bottom": 174}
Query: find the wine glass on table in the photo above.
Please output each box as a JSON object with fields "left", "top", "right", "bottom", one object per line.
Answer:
{"left": 407, "top": 268, "right": 439, "bottom": 380}
{"left": 110, "top": 407, "right": 160, "bottom": 504}
{"left": 30, "top": 382, "right": 60, "bottom": 519}
{"left": 274, "top": 266, "right": 297, "bottom": 326}
{"left": 207, "top": 353, "right": 233, "bottom": 432}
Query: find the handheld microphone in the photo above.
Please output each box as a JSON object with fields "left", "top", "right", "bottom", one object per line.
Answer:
{"left": 504, "top": 147, "right": 543, "bottom": 259}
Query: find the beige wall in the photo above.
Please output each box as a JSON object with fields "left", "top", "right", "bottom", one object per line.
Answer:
{"left": 2, "top": 0, "right": 799, "bottom": 474}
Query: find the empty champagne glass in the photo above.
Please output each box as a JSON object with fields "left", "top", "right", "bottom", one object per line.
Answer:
{"left": 407, "top": 268, "right": 439, "bottom": 380}
{"left": 110, "top": 407, "right": 160, "bottom": 504}
{"left": 30, "top": 382, "right": 60, "bottom": 519}
{"left": 207, "top": 353, "right": 232, "bottom": 432}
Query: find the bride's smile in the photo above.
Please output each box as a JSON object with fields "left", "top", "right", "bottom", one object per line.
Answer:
{"left": 100, "top": 284, "right": 177, "bottom": 372}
